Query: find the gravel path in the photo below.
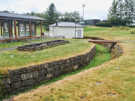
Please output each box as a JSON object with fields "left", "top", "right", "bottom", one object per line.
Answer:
{"left": 0, "top": 47, "right": 17, "bottom": 52}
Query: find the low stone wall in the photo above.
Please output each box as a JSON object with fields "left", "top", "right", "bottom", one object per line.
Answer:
{"left": 17, "top": 40, "right": 69, "bottom": 51}
{"left": 111, "top": 44, "right": 123, "bottom": 58}
{"left": 83, "top": 37, "right": 123, "bottom": 57}
{"left": 1, "top": 45, "right": 96, "bottom": 96}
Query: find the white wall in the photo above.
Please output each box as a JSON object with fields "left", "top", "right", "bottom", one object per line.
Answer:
{"left": 49, "top": 27, "right": 83, "bottom": 38}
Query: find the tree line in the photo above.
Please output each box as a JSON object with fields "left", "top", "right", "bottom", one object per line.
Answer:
{"left": 96, "top": 0, "right": 135, "bottom": 27}
{"left": 108, "top": 0, "right": 135, "bottom": 26}
{"left": 27, "top": 3, "right": 81, "bottom": 30}
{"left": 3, "top": 1, "right": 134, "bottom": 28}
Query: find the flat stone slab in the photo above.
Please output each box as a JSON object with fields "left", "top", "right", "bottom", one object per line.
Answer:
{"left": 17, "top": 40, "right": 69, "bottom": 51}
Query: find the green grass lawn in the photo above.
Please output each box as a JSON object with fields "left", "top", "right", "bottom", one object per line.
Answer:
{"left": 84, "top": 26, "right": 109, "bottom": 32}
{"left": 0, "top": 39, "right": 92, "bottom": 74}
{"left": 84, "top": 26, "right": 134, "bottom": 40}
{"left": 12, "top": 43, "right": 111, "bottom": 101}
{"left": 13, "top": 26, "right": 135, "bottom": 101}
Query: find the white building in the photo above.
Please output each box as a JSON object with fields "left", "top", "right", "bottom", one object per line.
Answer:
{"left": 49, "top": 22, "right": 84, "bottom": 38}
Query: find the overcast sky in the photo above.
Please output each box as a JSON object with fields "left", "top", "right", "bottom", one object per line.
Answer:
{"left": 0, "top": 0, "right": 114, "bottom": 20}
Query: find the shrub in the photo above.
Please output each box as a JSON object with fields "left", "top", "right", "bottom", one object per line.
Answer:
{"left": 119, "top": 26, "right": 130, "bottom": 30}
{"left": 96, "top": 22, "right": 112, "bottom": 27}
{"left": 112, "top": 26, "right": 130, "bottom": 30}
{"left": 129, "top": 29, "right": 135, "bottom": 34}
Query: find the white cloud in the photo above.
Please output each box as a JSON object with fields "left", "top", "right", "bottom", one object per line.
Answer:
{"left": 0, "top": 0, "right": 113, "bottom": 19}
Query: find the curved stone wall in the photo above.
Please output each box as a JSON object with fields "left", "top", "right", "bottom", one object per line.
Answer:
{"left": 1, "top": 45, "right": 96, "bottom": 96}
{"left": 83, "top": 37, "right": 123, "bottom": 58}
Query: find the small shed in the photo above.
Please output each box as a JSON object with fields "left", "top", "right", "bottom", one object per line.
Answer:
{"left": 49, "top": 22, "right": 84, "bottom": 38}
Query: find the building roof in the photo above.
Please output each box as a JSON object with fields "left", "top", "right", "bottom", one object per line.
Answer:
{"left": 0, "top": 12, "right": 45, "bottom": 21}
{"left": 50, "top": 22, "right": 83, "bottom": 28}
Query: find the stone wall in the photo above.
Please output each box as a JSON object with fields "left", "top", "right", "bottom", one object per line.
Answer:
{"left": 83, "top": 36, "right": 123, "bottom": 56}
{"left": 17, "top": 40, "right": 69, "bottom": 51}
{"left": 111, "top": 44, "right": 123, "bottom": 58}
{"left": 1, "top": 45, "right": 96, "bottom": 96}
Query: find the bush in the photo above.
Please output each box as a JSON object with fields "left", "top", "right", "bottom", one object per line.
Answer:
{"left": 129, "top": 29, "right": 135, "bottom": 34}
{"left": 119, "top": 26, "right": 130, "bottom": 30}
{"left": 112, "top": 26, "right": 130, "bottom": 30}
{"left": 96, "top": 22, "right": 112, "bottom": 27}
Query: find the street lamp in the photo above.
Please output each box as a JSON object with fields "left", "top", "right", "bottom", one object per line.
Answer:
{"left": 82, "top": 4, "right": 86, "bottom": 20}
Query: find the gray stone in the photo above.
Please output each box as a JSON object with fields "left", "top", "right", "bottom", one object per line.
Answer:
{"left": 73, "top": 65, "right": 79, "bottom": 70}
{"left": 2, "top": 45, "right": 97, "bottom": 95}
{"left": 17, "top": 40, "right": 69, "bottom": 51}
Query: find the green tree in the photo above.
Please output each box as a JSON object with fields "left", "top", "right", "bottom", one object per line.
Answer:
{"left": 108, "top": 0, "right": 120, "bottom": 26}
{"left": 60, "top": 11, "right": 81, "bottom": 22}
{"left": 44, "top": 3, "right": 60, "bottom": 30}
{"left": 26, "top": 11, "right": 45, "bottom": 18}
{"left": 108, "top": 0, "right": 135, "bottom": 26}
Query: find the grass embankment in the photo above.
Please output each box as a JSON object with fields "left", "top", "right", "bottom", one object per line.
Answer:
{"left": 0, "top": 39, "right": 91, "bottom": 74}
{"left": 13, "top": 44, "right": 111, "bottom": 101}
{"left": 14, "top": 26, "right": 135, "bottom": 101}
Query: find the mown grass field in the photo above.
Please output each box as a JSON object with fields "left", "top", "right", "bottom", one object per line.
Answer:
{"left": 11, "top": 42, "right": 111, "bottom": 101}
{"left": 84, "top": 26, "right": 133, "bottom": 40}
{"left": 0, "top": 39, "right": 92, "bottom": 74}
{"left": 12, "top": 26, "right": 135, "bottom": 101}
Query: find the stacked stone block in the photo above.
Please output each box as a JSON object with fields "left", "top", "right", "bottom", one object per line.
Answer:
{"left": 1, "top": 45, "right": 96, "bottom": 95}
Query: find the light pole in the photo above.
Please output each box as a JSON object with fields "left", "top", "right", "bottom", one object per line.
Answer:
{"left": 82, "top": 4, "right": 86, "bottom": 20}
